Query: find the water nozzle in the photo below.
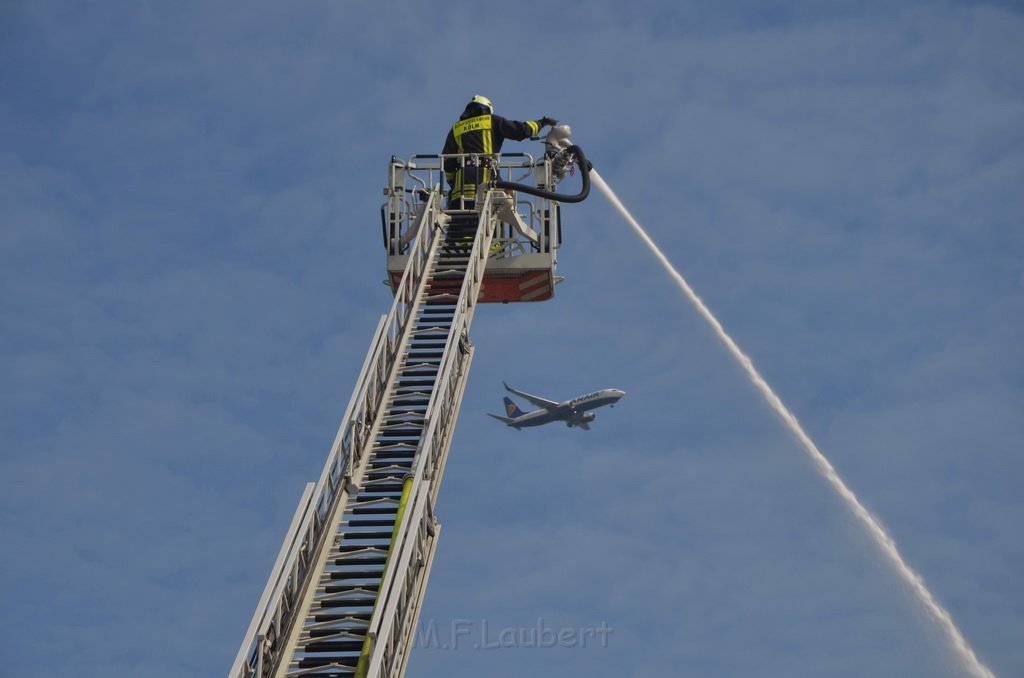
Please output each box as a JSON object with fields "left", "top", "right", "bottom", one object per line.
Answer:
{"left": 543, "top": 124, "right": 573, "bottom": 151}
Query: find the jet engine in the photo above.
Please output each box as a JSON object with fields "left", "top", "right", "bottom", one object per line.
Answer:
{"left": 568, "top": 412, "right": 598, "bottom": 428}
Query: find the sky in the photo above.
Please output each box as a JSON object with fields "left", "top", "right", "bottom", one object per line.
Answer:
{"left": 1, "top": 1, "right": 1021, "bottom": 677}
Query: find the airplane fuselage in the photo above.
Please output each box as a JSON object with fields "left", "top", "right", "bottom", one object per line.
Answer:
{"left": 492, "top": 386, "right": 626, "bottom": 430}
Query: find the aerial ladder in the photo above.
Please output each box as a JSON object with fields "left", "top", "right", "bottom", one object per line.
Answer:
{"left": 229, "top": 127, "right": 589, "bottom": 678}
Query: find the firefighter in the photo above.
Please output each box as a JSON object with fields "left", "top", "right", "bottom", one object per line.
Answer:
{"left": 442, "top": 95, "right": 555, "bottom": 208}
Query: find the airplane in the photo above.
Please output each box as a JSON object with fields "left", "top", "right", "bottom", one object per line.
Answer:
{"left": 487, "top": 382, "right": 625, "bottom": 431}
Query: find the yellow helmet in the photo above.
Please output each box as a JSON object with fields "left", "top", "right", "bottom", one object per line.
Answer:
{"left": 469, "top": 94, "right": 493, "bottom": 113}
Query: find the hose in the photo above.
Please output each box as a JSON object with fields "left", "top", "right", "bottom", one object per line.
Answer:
{"left": 490, "top": 144, "right": 591, "bottom": 203}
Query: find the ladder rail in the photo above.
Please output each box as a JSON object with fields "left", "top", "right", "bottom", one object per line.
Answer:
{"left": 228, "top": 308, "right": 389, "bottom": 678}
{"left": 389, "top": 339, "right": 476, "bottom": 678}
{"left": 229, "top": 190, "right": 444, "bottom": 678}
{"left": 228, "top": 482, "right": 316, "bottom": 678}
{"left": 279, "top": 193, "right": 450, "bottom": 677}
{"left": 232, "top": 185, "right": 504, "bottom": 678}
{"left": 364, "top": 195, "right": 498, "bottom": 676}
{"left": 270, "top": 191, "right": 447, "bottom": 677}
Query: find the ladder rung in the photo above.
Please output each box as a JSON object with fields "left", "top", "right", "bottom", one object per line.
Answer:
{"left": 327, "top": 569, "right": 385, "bottom": 579}
{"left": 349, "top": 506, "right": 396, "bottom": 516}
{"left": 312, "top": 611, "right": 372, "bottom": 622}
{"left": 318, "top": 597, "right": 378, "bottom": 611}
{"left": 370, "top": 450, "right": 416, "bottom": 458}
{"left": 302, "top": 640, "right": 365, "bottom": 653}
{"left": 293, "top": 657, "right": 359, "bottom": 671}
{"left": 322, "top": 583, "right": 381, "bottom": 595}
{"left": 337, "top": 543, "right": 390, "bottom": 553}
{"left": 343, "top": 518, "right": 394, "bottom": 527}
{"left": 340, "top": 530, "right": 393, "bottom": 540}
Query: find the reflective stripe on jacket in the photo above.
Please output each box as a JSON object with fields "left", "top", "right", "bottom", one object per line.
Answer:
{"left": 443, "top": 114, "right": 540, "bottom": 203}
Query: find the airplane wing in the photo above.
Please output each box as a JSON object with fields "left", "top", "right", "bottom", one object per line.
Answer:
{"left": 503, "top": 382, "right": 560, "bottom": 411}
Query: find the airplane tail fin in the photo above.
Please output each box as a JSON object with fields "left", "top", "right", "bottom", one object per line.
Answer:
{"left": 502, "top": 396, "right": 526, "bottom": 418}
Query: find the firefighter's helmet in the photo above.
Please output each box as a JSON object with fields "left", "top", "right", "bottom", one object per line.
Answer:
{"left": 470, "top": 94, "right": 493, "bottom": 113}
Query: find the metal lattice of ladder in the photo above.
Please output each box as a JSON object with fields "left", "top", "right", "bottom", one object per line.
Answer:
{"left": 230, "top": 191, "right": 498, "bottom": 678}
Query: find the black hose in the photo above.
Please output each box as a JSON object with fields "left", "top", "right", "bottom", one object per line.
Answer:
{"left": 490, "top": 144, "right": 591, "bottom": 203}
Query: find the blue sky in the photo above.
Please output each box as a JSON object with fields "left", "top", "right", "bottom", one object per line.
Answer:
{"left": 2, "top": 2, "right": 1021, "bottom": 676}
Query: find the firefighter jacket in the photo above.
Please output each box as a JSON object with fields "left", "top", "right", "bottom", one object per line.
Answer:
{"left": 442, "top": 114, "right": 542, "bottom": 204}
